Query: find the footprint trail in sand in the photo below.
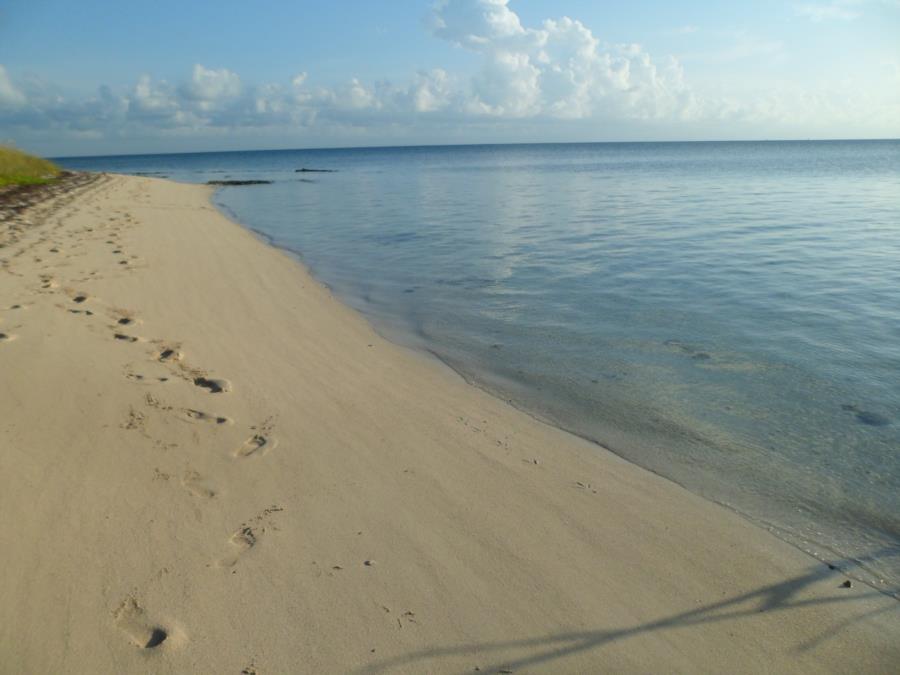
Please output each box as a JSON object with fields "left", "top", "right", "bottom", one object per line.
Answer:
{"left": 113, "top": 598, "right": 169, "bottom": 649}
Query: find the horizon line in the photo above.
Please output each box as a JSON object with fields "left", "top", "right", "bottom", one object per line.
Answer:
{"left": 48, "top": 137, "right": 900, "bottom": 161}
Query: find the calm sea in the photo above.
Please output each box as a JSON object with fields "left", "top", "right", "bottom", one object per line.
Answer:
{"left": 60, "top": 141, "right": 900, "bottom": 595}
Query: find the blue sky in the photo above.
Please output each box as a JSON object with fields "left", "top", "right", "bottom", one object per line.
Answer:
{"left": 1, "top": 0, "right": 898, "bottom": 155}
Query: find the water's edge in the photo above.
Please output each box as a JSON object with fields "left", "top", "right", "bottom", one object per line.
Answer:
{"left": 209, "top": 184, "right": 896, "bottom": 600}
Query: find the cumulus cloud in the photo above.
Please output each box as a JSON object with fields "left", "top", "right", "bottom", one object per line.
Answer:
{"left": 430, "top": 0, "right": 697, "bottom": 120}
{"left": 430, "top": 0, "right": 534, "bottom": 50}
{"left": 0, "top": 61, "right": 460, "bottom": 140}
{"left": 179, "top": 64, "right": 242, "bottom": 103}
{"left": 131, "top": 76, "right": 182, "bottom": 123}
{"left": 0, "top": 1, "right": 701, "bottom": 142}
{"left": 0, "top": 0, "right": 897, "bottom": 149}
{"left": 410, "top": 69, "right": 453, "bottom": 112}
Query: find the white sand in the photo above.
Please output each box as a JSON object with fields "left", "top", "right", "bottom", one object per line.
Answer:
{"left": 0, "top": 174, "right": 897, "bottom": 674}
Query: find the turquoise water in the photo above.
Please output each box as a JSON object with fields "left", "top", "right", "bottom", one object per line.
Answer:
{"left": 61, "top": 141, "right": 900, "bottom": 594}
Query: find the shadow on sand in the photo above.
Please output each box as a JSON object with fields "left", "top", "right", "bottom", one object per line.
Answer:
{"left": 357, "top": 548, "right": 899, "bottom": 674}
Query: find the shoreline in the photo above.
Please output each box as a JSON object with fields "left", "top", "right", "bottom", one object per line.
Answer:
{"left": 1, "top": 173, "right": 898, "bottom": 672}
{"left": 210, "top": 183, "right": 897, "bottom": 600}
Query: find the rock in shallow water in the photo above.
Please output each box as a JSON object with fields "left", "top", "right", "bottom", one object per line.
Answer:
{"left": 840, "top": 404, "right": 890, "bottom": 427}
{"left": 855, "top": 410, "right": 890, "bottom": 427}
{"left": 206, "top": 180, "right": 272, "bottom": 186}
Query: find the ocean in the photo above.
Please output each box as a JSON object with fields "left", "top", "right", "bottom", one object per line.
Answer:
{"left": 59, "top": 140, "right": 900, "bottom": 595}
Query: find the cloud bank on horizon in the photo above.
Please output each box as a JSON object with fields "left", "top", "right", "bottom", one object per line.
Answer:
{"left": 1, "top": 0, "right": 899, "bottom": 154}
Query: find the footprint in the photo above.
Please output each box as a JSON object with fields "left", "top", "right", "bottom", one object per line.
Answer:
{"left": 217, "top": 526, "right": 257, "bottom": 568}
{"left": 113, "top": 598, "right": 168, "bottom": 649}
{"left": 234, "top": 433, "right": 277, "bottom": 459}
{"left": 117, "top": 317, "right": 136, "bottom": 326}
{"left": 193, "top": 377, "right": 232, "bottom": 394}
{"left": 114, "top": 333, "right": 139, "bottom": 343}
{"left": 181, "top": 409, "right": 231, "bottom": 425}
{"left": 181, "top": 470, "right": 216, "bottom": 499}
{"left": 214, "top": 506, "right": 282, "bottom": 568}
{"left": 125, "top": 372, "right": 169, "bottom": 384}
{"left": 157, "top": 347, "right": 183, "bottom": 363}
{"left": 122, "top": 407, "right": 147, "bottom": 431}
{"left": 72, "top": 294, "right": 88, "bottom": 304}
{"left": 0, "top": 332, "right": 15, "bottom": 343}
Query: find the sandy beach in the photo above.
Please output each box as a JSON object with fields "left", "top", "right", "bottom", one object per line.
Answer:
{"left": 0, "top": 173, "right": 897, "bottom": 674}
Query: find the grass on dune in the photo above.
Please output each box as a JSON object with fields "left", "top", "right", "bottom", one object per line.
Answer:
{"left": 0, "top": 146, "right": 61, "bottom": 187}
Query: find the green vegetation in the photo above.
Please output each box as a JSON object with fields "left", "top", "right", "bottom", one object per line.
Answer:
{"left": 0, "top": 146, "right": 61, "bottom": 187}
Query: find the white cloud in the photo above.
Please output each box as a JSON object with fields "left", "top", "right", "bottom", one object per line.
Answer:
{"left": 793, "top": 0, "right": 900, "bottom": 21}
{"left": 430, "top": 0, "right": 532, "bottom": 51}
{"left": 0, "top": 65, "right": 26, "bottom": 107}
{"left": 410, "top": 69, "right": 453, "bottom": 112}
{"left": 0, "top": 1, "right": 898, "bottom": 150}
{"left": 342, "top": 78, "right": 378, "bottom": 109}
{"left": 180, "top": 64, "right": 242, "bottom": 103}
{"left": 429, "top": 1, "right": 698, "bottom": 120}
{"left": 132, "top": 76, "right": 176, "bottom": 113}
{"left": 469, "top": 50, "right": 541, "bottom": 116}
{"left": 796, "top": 1, "right": 861, "bottom": 21}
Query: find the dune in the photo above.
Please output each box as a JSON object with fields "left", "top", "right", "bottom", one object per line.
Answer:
{"left": 0, "top": 173, "right": 897, "bottom": 673}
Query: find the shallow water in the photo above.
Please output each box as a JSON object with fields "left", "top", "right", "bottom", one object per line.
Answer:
{"left": 61, "top": 141, "right": 900, "bottom": 594}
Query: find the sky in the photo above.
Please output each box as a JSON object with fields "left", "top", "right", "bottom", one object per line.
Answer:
{"left": 1, "top": 0, "right": 898, "bottom": 156}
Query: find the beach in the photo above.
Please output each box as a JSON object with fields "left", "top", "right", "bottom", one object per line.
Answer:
{"left": 1, "top": 173, "right": 898, "bottom": 673}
